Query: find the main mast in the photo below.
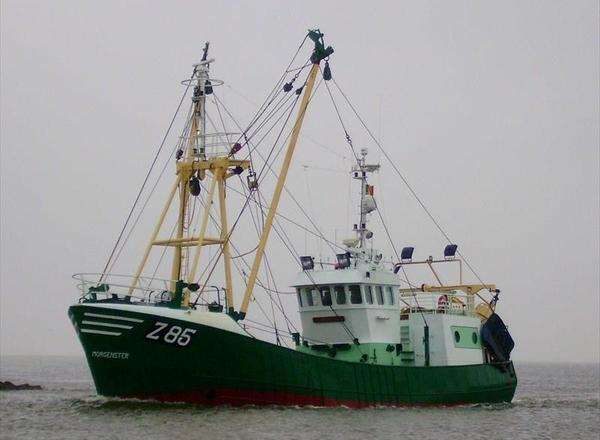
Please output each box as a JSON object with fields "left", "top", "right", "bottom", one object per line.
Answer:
{"left": 130, "top": 30, "right": 332, "bottom": 320}
{"left": 128, "top": 44, "right": 250, "bottom": 315}
{"left": 171, "top": 43, "right": 210, "bottom": 286}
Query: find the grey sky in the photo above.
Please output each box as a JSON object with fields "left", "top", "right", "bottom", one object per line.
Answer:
{"left": 1, "top": 1, "right": 598, "bottom": 363}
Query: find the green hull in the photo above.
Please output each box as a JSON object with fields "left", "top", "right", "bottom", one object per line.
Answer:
{"left": 69, "top": 304, "right": 517, "bottom": 407}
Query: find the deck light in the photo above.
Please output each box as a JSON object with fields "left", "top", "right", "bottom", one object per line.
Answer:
{"left": 444, "top": 244, "right": 458, "bottom": 259}
{"left": 336, "top": 252, "right": 351, "bottom": 269}
{"left": 300, "top": 256, "right": 315, "bottom": 271}
{"left": 401, "top": 246, "right": 414, "bottom": 262}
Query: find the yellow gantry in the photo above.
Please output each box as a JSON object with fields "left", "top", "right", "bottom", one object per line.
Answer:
{"left": 239, "top": 63, "right": 320, "bottom": 317}
{"left": 128, "top": 155, "right": 250, "bottom": 307}
{"left": 130, "top": 53, "right": 321, "bottom": 319}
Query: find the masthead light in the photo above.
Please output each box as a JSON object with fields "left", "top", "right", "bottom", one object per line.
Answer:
{"left": 401, "top": 246, "right": 414, "bottom": 262}
{"left": 299, "top": 256, "right": 315, "bottom": 271}
{"left": 444, "top": 244, "right": 458, "bottom": 259}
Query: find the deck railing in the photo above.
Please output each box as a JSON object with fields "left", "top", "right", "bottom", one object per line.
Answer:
{"left": 399, "top": 290, "right": 476, "bottom": 319}
{"left": 72, "top": 273, "right": 225, "bottom": 311}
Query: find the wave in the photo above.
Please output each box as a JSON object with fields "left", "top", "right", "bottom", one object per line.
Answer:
{"left": 68, "top": 396, "right": 208, "bottom": 412}
{"left": 511, "top": 396, "right": 599, "bottom": 410}
{"left": 60, "top": 393, "right": 600, "bottom": 412}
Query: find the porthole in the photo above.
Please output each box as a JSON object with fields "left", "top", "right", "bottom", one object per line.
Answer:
{"left": 454, "top": 331, "right": 460, "bottom": 343}
{"left": 472, "top": 332, "right": 478, "bottom": 344}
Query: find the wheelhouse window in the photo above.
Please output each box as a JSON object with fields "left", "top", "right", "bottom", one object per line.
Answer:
{"left": 386, "top": 286, "right": 395, "bottom": 305}
{"left": 304, "top": 288, "right": 314, "bottom": 306}
{"left": 312, "top": 288, "right": 321, "bottom": 306}
{"left": 364, "top": 285, "right": 373, "bottom": 304}
{"left": 334, "top": 285, "right": 346, "bottom": 305}
{"left": 349, "top": 285, "right": 362, "bottom": 304}
{"left": 296, "top": 289, "right": 303, "bottom": 307}
{"left": 376, "top": 286, "right": 384, "bottom": 305}
{"left": 320, "top": 286, "right": 332, "bottom": 306}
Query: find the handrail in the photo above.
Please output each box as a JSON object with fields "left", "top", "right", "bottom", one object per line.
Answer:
{"left": 72, "top": 273, "right": 223, "bottom": 308}
{"left": 399, "top": 290, "right": 478, "bottom": 318}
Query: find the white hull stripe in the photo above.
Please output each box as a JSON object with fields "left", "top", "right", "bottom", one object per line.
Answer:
{"left": 80, "top": 329, "right": 121, "bottom": 336}
{"left": 84, "top": 312, "right": 143, "bottom": 323}
{"left": 81, "top": 320, "right": 133, "bottom": 330}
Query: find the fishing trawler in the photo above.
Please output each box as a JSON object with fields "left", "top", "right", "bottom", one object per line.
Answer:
{"left": 69, "top": 30, "right": 516, "bottom": 407}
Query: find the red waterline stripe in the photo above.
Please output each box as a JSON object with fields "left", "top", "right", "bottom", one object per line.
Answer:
{"left": 130, "top": 388, "right": 469, "bottom": 408}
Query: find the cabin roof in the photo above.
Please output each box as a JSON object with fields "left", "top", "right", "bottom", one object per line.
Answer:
{"left": 292, "top": 266, "right": 400, "bottom": 287}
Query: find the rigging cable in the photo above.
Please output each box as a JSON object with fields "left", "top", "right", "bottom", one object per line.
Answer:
{"left": 216, "top": 81, "right": 340, "bottom": 258}
{"left": 226, "top": 82, "right": 350, "bottom": 161}
{"left": 197, "top": 74, "right": 364, "bottom": 349}
{"left": 186, "top": 178, "right": 288, "bottom": 336}
{"left": 196, "top": 74, "right": 365, "bottom": 347}
{"left": 188, "top": 80, "right": 304, "bottom": 302}
{"left": 214, "top": 92, "right": 344, "bottom": 254}
{"left": 104, "top": 105, "right": 193, "bottom": 277}
{"left": 101, "top": 34, "right": 309, "bottom": 282}
{"left": 323, "top": 73, "right": 429, "bottom": 324}
{"left": 99, "top": 68, "right": 196, "bottom": 282}
{"left": 227, "top": 35, "right": 309, "bottom": 153}
{"left": 330, "top": 77, "right": 493, "bottom": 302}
{"left": 215, "top": 75, "right": 365, "bottom": 348}
{"left": 108, "top": 38, "right": 305, "bottom": 286}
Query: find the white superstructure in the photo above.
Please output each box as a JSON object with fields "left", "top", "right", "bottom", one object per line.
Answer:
{"left": 290, "top": 149, "right": 494, "bottom": 367}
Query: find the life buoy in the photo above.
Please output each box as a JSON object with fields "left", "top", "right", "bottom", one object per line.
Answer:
{"left": 437, "top": 294, "right": 448, "bottom": 312}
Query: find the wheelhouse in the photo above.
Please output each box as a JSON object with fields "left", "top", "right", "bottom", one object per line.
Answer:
{"left": 296, "top": 283, "right": 397, "bottom": 309}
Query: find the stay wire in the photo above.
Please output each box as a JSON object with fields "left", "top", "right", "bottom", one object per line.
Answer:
{"left": 255, "top": 180, "right": 363, "bottom": 349}
{"left": 102, "top": 35, "right": 308, "bottom": 282}
{"left": 104, "top": 103, "right": 195, "bottom": 276}
{"left": 331, "top": 78, "right": 493, "bottom": 300}
{"left": 218, "top": 80, "right": 339, "bottom": 256}
{"left": 99, "top": 68, "right": 196, "bottom": 282}
{"left": 194, "top": 77, "right": 355, "bottom": 346}
{"left": 189, "top": 87, "right": 303, "bottom": 305}
{"left": 273, "top": 218, "right": 365, "bottom": 352}
{"left": 245, "top": 186, "right": 291, "bottom": 337}
{"left": 187, "top": 179, "right": 286, "bottom": 334}
{"left": 173, "top": 54, "right": 306, "bottom": 311}
{"left": 213, "top": 92, "right": 344, "bottom": 252}
{"left": 324, "top": 75, "right": 428, "bottom": 324}
{"left": 189, "top": 103, "right": 300, "bottom": 303}
{"left": 373, "top": 198, "right": 428, "bottom": 325}
{"left": 227, "top": 35, "right": 309, "bottom": 152}
{"left": 262, "top": 88, "right": 340, "bottom": 257}
{"left": 203, "top": 108, "right": 298, "bottom": 336}
{"left": 322, "top": 73, "right": 360, "bottom": 163}
{"left": 217, "top": 72, "right": 363, "bottom": 347}
{"left": 195, "top": 63, "right": 361, "bottom": 347}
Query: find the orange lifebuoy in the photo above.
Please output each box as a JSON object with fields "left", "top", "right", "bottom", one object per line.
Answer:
{"left": 437, "top": 294, "right": 448, "bottom": 312}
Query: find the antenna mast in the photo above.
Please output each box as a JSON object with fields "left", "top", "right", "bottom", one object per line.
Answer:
{"left": 351, "top": 148, "right": 379, "bottom": 249}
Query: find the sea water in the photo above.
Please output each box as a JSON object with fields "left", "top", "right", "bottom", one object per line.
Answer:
{"left": 0, "top": 356, "right": 598, "bottom": 440}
